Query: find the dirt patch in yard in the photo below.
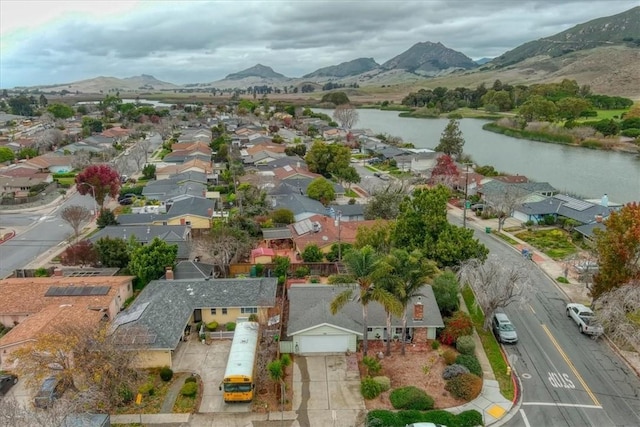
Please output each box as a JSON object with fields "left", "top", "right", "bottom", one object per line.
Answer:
{"left": 360, "top": 341, "right": 466, "bottom": 410}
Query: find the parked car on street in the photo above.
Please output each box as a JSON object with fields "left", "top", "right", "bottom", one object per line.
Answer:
{"left": 574, "top": 261, "right": 599, "bottom": 274}
{"left": 566, "top": 303, "right": 604, "bottom": 336}
{"left": 492, "top": 312, "right": 518, "bottom": 344}
{"left": 0, "top": 373, "right": 18, "bottom": 396}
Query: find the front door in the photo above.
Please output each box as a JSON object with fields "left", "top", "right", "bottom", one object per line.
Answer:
{"left": 193, "top": 309, "right": 202, "bottom": 323}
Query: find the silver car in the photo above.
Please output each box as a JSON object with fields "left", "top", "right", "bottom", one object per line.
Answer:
{"left": 492, "top": 312, "right": 518, "bottom": 344}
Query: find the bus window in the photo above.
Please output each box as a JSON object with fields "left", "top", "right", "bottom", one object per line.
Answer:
{"left": 224, "top": 383, "right": 252, "bottom": 393}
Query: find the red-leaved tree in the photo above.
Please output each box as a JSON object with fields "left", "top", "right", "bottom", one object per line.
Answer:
{"left": 429, "top": 155, "right": 459, "bottom": 188}
{"left": 60, "top": 241, "right": 98, "bottom": 267}
{"left": 75, "top": 164, "right": 121, "bottom": 207}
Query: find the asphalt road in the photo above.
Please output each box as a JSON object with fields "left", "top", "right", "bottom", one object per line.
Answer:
{"left": 0, "top": 192, "right": 98, "bottom": 278}
{"left": 453, "top": 217, "right": 640, "bottom": 427}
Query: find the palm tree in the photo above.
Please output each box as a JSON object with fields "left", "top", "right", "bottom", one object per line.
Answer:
{"left": 330, "top": 246, "right": 397, "bottom": 356}
{"left": 382, "top": 249, "right": 439, "bottom": 356}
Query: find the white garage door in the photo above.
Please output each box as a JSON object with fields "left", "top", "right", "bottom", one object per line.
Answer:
{"left": 299, "top": 335, "right": 350, "bottom": 353}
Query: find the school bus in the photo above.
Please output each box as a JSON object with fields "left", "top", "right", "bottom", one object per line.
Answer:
{"left": 220, "top": 321, "right": 260, "bottom": 402}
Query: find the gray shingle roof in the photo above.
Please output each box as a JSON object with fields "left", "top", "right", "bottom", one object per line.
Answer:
{"left": 574, "top": 222, "right": 606, "bottom": 239}
{"left": 167, "top": 196, "right": 214, "bottom": 217}
{"left": 270, "top": 193, "right": 327, "bottom": 217}
{"left": 172, "top": 260, "right": 217, "bottom": 280}
{"left": 89, "top": 225, "right": 190, "bottom": 259}
{"left": 112, "top": 277, "right": 277, "bottom": 350}
{"left": 287, "top": 284, "right": 443, "bottom": 337}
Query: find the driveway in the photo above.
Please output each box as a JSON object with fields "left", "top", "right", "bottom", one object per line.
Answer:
{"left": 171, "top": 338, "right": 251, "bottom": 413}
{"left": 4, "top": 375, "right": 31, "bottom": 409}
{"left": 293, "top": 355, "right": 366, "bottom": 427}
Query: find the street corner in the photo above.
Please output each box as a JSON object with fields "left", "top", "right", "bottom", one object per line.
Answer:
{"left": 0, "top": 229, "right": 16, "bottom": 244}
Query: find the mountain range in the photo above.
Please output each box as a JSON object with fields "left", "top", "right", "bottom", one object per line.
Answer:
{"left": 22, "top": 6, "right": 640, "bottom": 98}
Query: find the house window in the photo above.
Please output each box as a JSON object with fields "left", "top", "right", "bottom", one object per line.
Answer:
{"left": 222, "top": 308, "right": 228, "bottom": 315}
{"left": 162, "top": 221, "right": 168, "bottom": 225}
{"left": 241, "top": 307, "right": 257, "bottom": 314}
{"left": 210, "top": 308, "right": 216, "bottom": 315}
{"left": 186, "top": 221, "right": 192, "bottom": 226}
{"left": 395, "top": 328, "right": 403, "bottom": 335}
{"left": 367, "top": 327, "right": 373, "bottom": 332}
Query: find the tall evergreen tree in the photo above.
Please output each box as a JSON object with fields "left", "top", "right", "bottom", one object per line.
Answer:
{"left": 435, "top": 119, "right": 465, "bottom": 161}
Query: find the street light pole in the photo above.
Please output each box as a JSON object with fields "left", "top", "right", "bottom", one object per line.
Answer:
{"left": 79, "top": 182, "right": 98, "bottom": 217}
{"left": 335, "top": 210, "right": 342, "bottom": 261}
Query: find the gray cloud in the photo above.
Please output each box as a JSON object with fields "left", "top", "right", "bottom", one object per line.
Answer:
{"left": 1, "top": 0, "right": 637, "bottom": 87}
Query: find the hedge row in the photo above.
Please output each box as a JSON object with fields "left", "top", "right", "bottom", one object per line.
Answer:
{"left": 366, "top": 409, "right": 483, "bottom": 427}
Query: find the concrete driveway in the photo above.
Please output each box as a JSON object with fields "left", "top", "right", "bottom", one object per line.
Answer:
{"left": 171, "top": 338, "right": 251, "bottom": 413}
{"left": 293, "top": 355, "right": 366, "bottom": 427}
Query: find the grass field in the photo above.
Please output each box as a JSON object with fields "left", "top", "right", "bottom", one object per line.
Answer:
{"left": 514, "top": 228, "right": 578, "bottom": 260}
{"left": 576, "top": 109, "right": 629, "bottom": 122}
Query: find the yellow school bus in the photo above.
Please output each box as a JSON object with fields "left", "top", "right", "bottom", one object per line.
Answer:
{"left": 220, "top": 321, "right": 260, "bottom": 402}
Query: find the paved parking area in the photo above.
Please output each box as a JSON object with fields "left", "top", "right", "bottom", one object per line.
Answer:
{"left": 4, "top": 375, "right": 31, "bottom": 408}
{"left": 172, "top": 337, "right": 251, "bottom": 413}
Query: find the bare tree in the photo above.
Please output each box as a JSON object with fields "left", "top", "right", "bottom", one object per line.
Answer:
{"left": 139, "top": 138, "right": 151, "bottom": 164}
{"left": 71, "top": 150, "right": 92, "bottom": 170}
{"left": 458, "top": 255, "right": 533, "bottom": 330}
{"left": 35, "top": 129, "right": 65, "bottom": 152}
{"left": 190, "top": 227, "right": 252, "bottom": 277}
{"left": 333, "top": 104, "right": 359, "bottom": 129}
{"left": 0, "top": 394, "right": 72, "bottom": 427}
{"left": 594, "top": 283, "right": 640, "bottom": 348}
{"left": 9, "top": 323, "right": 142, "bottom": 412}
{"left": 129, "top": 145, "right": 146, "bottom": 171}
{"left": 60, "top": 205, "right": 93, "bottom": 241}
{"left": 489, "top": 184, "right": 529, "bottom": 231}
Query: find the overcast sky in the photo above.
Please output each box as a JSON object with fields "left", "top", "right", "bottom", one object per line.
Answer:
{"left": 1, "top": 0, "right": 637, "bottom": 88}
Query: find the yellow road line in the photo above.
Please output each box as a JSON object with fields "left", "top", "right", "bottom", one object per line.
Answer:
{"left": 541, "top": 324, "right": 601, "bottom": 406}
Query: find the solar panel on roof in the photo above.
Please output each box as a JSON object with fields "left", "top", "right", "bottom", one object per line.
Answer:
{"left": 293, "top": 219, "right": 313, "bottom": 235}
{"left": 555, "top": 194, "right": 593, "bottom": 211}
{"left": 111, "top": 302, "right": 150, "bottom": 328}
{"left": 45, "top": 286, "right": 111, "bottom": 297}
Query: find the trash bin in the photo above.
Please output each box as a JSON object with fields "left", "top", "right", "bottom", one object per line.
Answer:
{"left": 249, "top": 265, "right": 257, "bottom": 278}
{"left": 485, "top": 227, "right": 492, "bottom": 234}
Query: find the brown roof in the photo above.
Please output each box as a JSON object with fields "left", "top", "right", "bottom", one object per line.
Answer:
{"left": 0, "top": 276, "right": 133, "bottom": 316}
{"left": 246, "top": 143, "right": 286, "bottom": 155}
{"left": 290, "top": 215, "right": 384, "bottom": 251}
{"left": 0, "top": 166, "right": 44, "bottom": 178}
{"left": 100, "top": 127, "right": 131, "bottom": 138}
{"left": 0, "top": 304, "right": 105, "bottom": 348}
{"left": 273, "top": 165, "right": 319, "bottom": 181}
{"left": 26, "top": 154, "right": 74, "bottom": 169}
{"left": 494, "top": 175, "right": 529, "bottom": 184}
{"left": 171, "top": 141, "right": 211, "bottom": 153}
{"left": 156, "top": 158, "right": 213, "bottom": 175}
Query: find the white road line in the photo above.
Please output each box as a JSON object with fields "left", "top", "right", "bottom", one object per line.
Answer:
{"left": 520, "top": 409, "right": 531, "bottom": 427}
{"left": 522, "top": 402, "right": 603, "bottom": 409}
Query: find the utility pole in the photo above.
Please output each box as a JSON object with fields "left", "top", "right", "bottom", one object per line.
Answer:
{"left": 335, "top": 210, "right": 343, "bottom": 261}
{"left": 463, "top": 163, "right": 470, "bottom": 228}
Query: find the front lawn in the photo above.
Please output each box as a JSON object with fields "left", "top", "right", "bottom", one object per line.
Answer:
{"left": 514, "top": 228, "right": 578, "bottom": 260}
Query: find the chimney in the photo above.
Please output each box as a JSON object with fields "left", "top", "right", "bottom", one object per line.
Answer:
{"left": 595, "top": 215, "right": 603, "bottom": 223}
{"left": 53, "top": 267, "right": 63, "bottom": 277}
{"left": 601, "top": 194, "right": 608, "bottom": 208}
{"left": 180, "top": 218, "right": 186, "bottom": 225}
{"left": 413, "top": 297, "right": 424, "bottom": 321}
{"left": 165, "top": 266, "right": 174, "bottom": 280}
{"left": 207, "top": 208, "right": 213, "bottom": 217}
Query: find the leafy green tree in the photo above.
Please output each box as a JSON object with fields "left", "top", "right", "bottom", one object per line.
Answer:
{"left": 214, "top": 143, "right": 229, "bottom": 162}
{"left": 128, "top": 237, "right": 178, "bottom": 285}
{"left": 0, "top": 146, "right": 15, "bottom": 163}
{"left": 394, "top": 186, "right": 487, "bottom": 268}
{"left": 17, "top": 147, "right": 38, "bottom": 159}
{"left": 363, "top": 186, "right": 405, "bottom": 220}
{"left": 355, "top": 220, "right": 395, "bottom": 254}
{"left": 377, "top": 249, "right": 437, "bottom": 355}
{"left": 39, "top": 94, "right": 48, "bottom": 107}
{"left": 481, "top": 90, "right": 513, "bottom": 111}
{"left": 434, "top": 119, "right": 465, "bottom": 160}
{"left": 301, "top": 244, "right": 324, "bottom": 262}
{"left": 334, "top": 165, "right": 360, "bottom": 190}
{"left": 555, "top": 97, "right": 592, "bottom": 121}
{"left": 8, "top": 95, "right": 34, "bottom": 116}
{"left": 307, "top": 177, "right": 335, "bottom": 205}
{"left": 432, "top": 271, "right": 461, "bottom": 317}
{"left": 284, "top": 144, "right": 307, "bottom": 157}
{"left": 75, "top": 164, "right": 121, "bottom": 207}
{"left": 518, "top": 95, "right": 558, "bottom": 122}
{"left": 321, "top": 91, "right": 350, "bottom": 105}
{"left": 270, "top": 208, "right": 294, "bottom": 225}
{"left": 47, "top": 103, "right": 75, "bottom": 119}
{"left": 325, "top": 242, "right": 353, "bottom": 262}
{"left": 330, "top": 246, "right": 396, "bottom": 356}
{"left": 273, "top": 255, "right": 291, "bottom": 279}
{"left": 304, "top": 140, "right": 350, "bottom": 177}
{"left": 267, "top": 359, "right": 284, "bottom": 393}
{"left": 96, "top": 209, "right": 118, "bottom": 228}
{"left": 142, "top": 164, "right": 156, "bottom": 180}
{"left": 592, "top": 202, "right": 640, "bottom": 300}
{"left": 95, "top": 237, "right": 131, "bottom": 268}
{"left": 82, "top": 117, "right": 103, "bottom": 135}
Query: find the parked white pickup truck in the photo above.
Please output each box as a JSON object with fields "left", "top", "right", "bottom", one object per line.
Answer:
{"left": 566, "top": 303, "right": 604, "bottom": 336}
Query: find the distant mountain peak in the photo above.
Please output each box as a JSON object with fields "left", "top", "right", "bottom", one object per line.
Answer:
{"left": 225, "top": 64, "right": 286, "bottom": 80}
{"left": 381, "top": 41, "right": 477, "bottom": 76}
{"left": 303, "top": 58, "right": 380, "bottom": 78}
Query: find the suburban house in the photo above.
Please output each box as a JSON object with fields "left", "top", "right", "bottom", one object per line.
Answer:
{"left": 327, "top": 203, "right": 365, "bottom": 222}
{"left": 89, "top": 225, "right": 191, "bottom": 260}
{"left": 513, "top": 194, "right": 619, "bottom": 226}
{"left": 155, "top": 158, "right": 213, "bottom": 180}
{"left": 270, "top": 193, "right": 328, "bottom": 222}
{"left": 142, "top": 171, "right": 208, "bottom": 202}
{"left": 0, "top": 276, "right": 134, "bottom": 369}
{"left": 478, "top": 180, "right": 558, "bottom": 210}
{"left": 285, "top": 284, "right": 443, "bottom": 354}
{"left": 288, "top": 215, "right": 380, "bottom": 255}
{"left": 110, "top": 276, "right": 277, "bottom": 368}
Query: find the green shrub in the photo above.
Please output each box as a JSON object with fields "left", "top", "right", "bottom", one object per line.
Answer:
{"left": 185, "top": 376, "right": 197, "bottom": 384}
{"left": 556, "top": 276, "right": 569, "bottom": 284}
{"left": 248, "top": 313, "right": 258, "bottom": 322}
{"left": 457, "top": 409, "right": 485, "bottom": 427}
{"left": 445, "top": 373, "right": 483, "bottom": 400}
{"left": 225, "top": 322, "right": 236, "bottom": 331}
{"left": 205, "top": 321, "right": 219, "bottom": 331}
{"left": 294, "top": 266, "right": 310, "bottom": 278}
{"left": 542, "top": 215, "right": 556, "bottom": 226}
{"left": 159, "top": 366, "right": 173, "bottom": 381}
{"left": 442, "top": 349, "right": 458, "bottom": 365}
{"left": 361, "top": 377, "right": 383, "bottom": 400}
{"left": 431, "top": 340, "right": 440, "bottom": 350}
{"left": 389, "top": 386, "right": 434, "bottom": 410}
{"left": 118, "top": 384, "right": 134, "bottom": 404}
{"left": 621, "top": 128, "right": 640, "bottom": 138}
{"left": 366, "top": 409, "right": 397, "bottom": 426}
{"left": 372, "top": 376, "right": 391, "bottom": 392}
{"left": 442, "top": 364, "right": 470, "bottom": 380}
{"left": 362, "top": 355, "right": 382, "bottom": 376}
{"left": 456, "top": 335, "right": 475, "bottom": 355}
{"left": 138, "top": 382, "right": 154, "bottom": 396}
{"left": 455, "top": 354, "right": 482, "bottom": 377}
{"left": 180, "top": 382, "right": 198, "bottom": 397}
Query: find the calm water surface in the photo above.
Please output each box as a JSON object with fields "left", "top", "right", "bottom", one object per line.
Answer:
{"left": 316, "top": 108, "right": 640, "bottom": 204}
